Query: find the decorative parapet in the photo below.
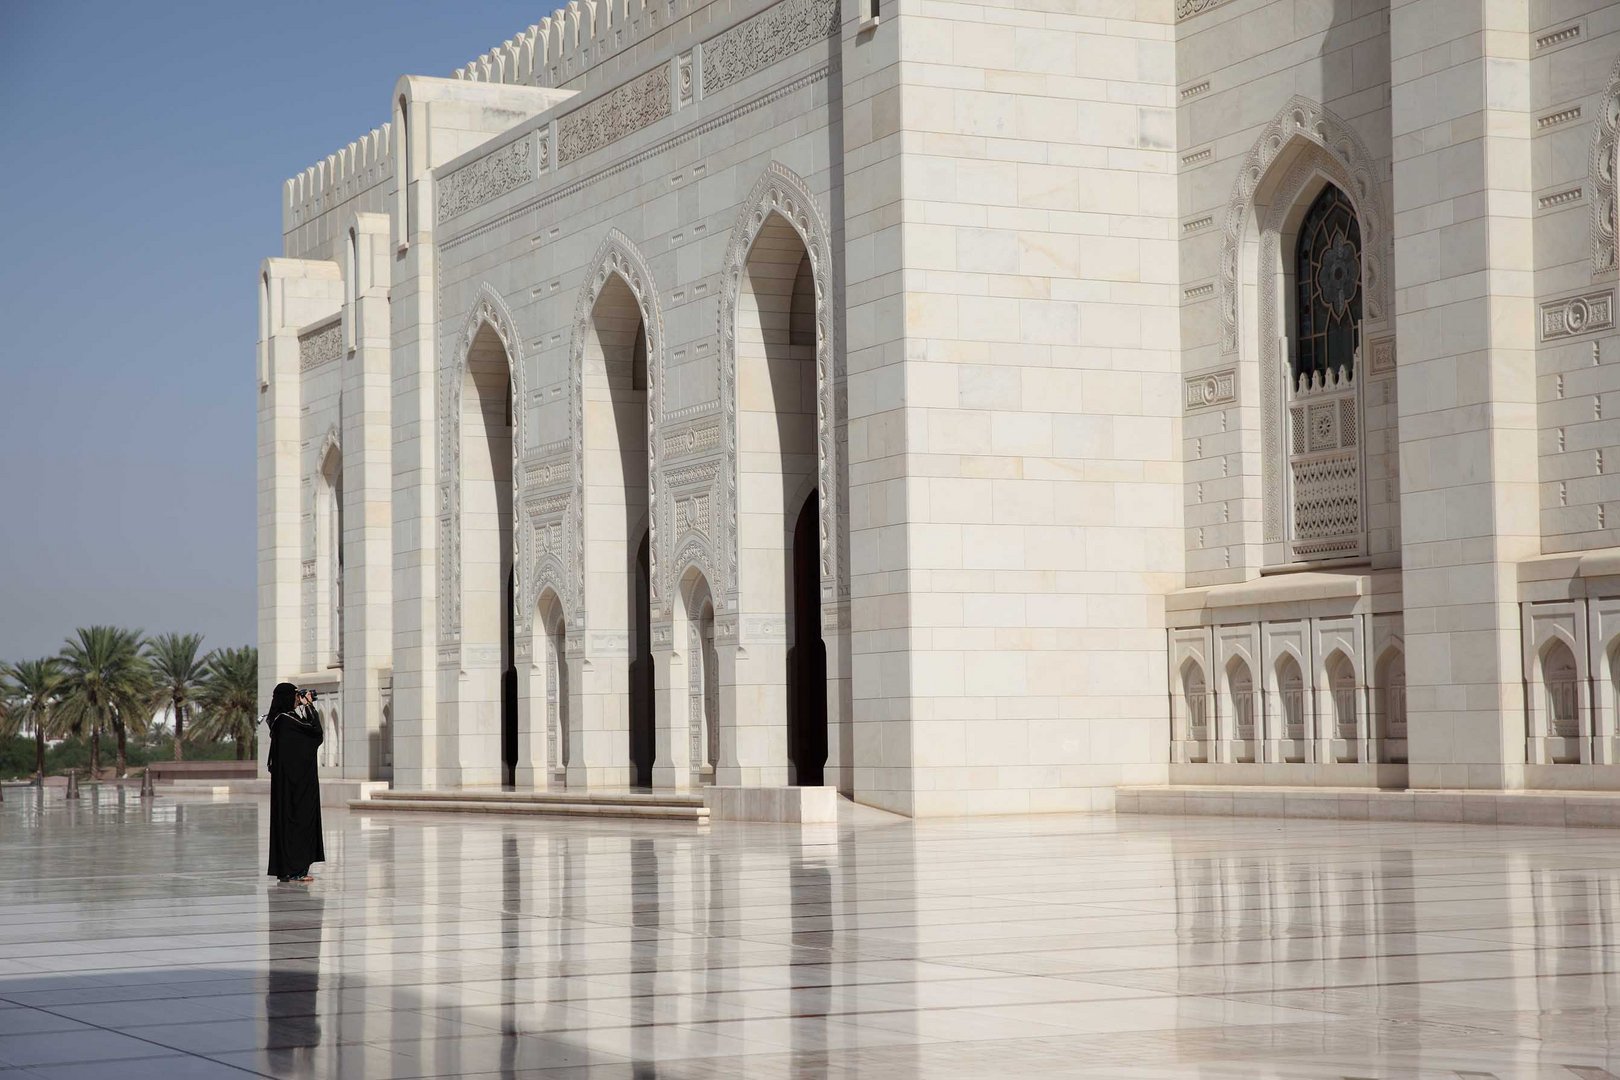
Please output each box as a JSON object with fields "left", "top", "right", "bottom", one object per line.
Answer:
{"left": 450, "top": 0, "right": 689, "bottom": 91}
{"left": 437, "top": 131, "right": 546, "bottom": 224}
{"left": 702, "top": 0, "right": 840, "bottom": 96}
{"left": 284, "top": 124, "right": 393, "bottom": 226}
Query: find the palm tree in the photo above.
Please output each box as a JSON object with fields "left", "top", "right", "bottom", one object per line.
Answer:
{"left": 193, "top": 646, "right": 259, "bottom": 760}
{"left": 57, "top": 626, "right": 150, "bottom": 778}
{"left": 2, "top": 659, "right": 64, "bottom": 780}
{"left": 145, "top": 632, "right": 208, "bottom": 762}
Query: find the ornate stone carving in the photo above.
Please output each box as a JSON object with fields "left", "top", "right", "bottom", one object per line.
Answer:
{"left": 1184, "top": 370, "right": 1236, "bottom": 411}
{"left": 665, "top": 459, "right": 722, "bottom": 490}
{"left": 1219, "top": 96, "right": 1390, "bottom": 356}
{"left": 299, "top": 320, "right": 342, "bottom": 370}
{"left": 1591, "top": 56, "right": 1620, "bottom": 278}
{"left": 1367, "top": 337, "right": 1396, "bottom": 375}
{"left": 1176, "top": 0, "right": 1232, "bottom": 19}
{"left": 439, "top": 284, "right": 525, "bottom": 643}
{"left": 436, "top": 132, "right": 535, "bottom": 224}
{"left": 557, "top": 65, "right": 671, "bottom": 166}
{"left": 1541, "top": 289, "right": 1616, "bottom": 341}
{"left": 568, "top": 230, "right": 667, "bottom": 624}
{"left": 662, "top": 422, "right": 722, "bottom": 461}
{"left": 678, "top": 52, "right": 694, "bottom": 105}
{"left": 717, "top": 162, "right": 845, "bottom": 613}
{"left": 1253, "top": 137, "right": 1383, "bottom": 546}
{"left": 702, "top": 0, "right": 839, "bottom": 96}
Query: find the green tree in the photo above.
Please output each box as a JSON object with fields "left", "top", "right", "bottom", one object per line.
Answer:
{"left": 1, "top": 659, "right": 64, "bottom": 779}
{"left": 144, "top": 632, "right": 209, "bottom": 762}
{"left": 193, "top": 646, "right": 259, "bottom": 760}
{"left": 58, "top": 626, "right": 151, "bottom": 778}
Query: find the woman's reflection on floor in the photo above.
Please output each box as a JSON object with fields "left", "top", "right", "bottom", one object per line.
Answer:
{"left": 266, "top": 889, "right": 325, "bottom": 1075}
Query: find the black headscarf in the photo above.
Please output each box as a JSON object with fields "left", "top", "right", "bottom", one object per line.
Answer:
{"left": 268, "top": 682, "right": 299, "bottom": 720}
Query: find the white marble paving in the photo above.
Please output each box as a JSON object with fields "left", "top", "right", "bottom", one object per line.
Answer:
{"left": 2, "top": 787, "right": 1620, "bottom": 1077}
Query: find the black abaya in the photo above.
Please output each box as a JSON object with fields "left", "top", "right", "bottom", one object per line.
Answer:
{"left": 267, "top": 707, "right": 325, "bottom": 879}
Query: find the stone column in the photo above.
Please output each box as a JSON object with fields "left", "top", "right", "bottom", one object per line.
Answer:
{"left": 651, "top": 617, "right": 691, "bottom": 790}
{"left": 341, "top": 213, "right": 393, "bottom": 781}
{"left": 256, "top": 262, "right": 303, "bottom": 775}
{"left": 389, "top": 96, "right": 442, "bottom": 789}
{"left": 1391, "top": 0, "right": 1538, "bottom": 789}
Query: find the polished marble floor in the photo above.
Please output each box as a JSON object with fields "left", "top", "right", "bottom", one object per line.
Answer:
{"left": 2, "top": 789, "right": 1620, "bottom": 1079}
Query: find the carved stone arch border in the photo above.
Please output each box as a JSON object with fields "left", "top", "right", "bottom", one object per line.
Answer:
{"left": 1219, "top": 95, "right": 1391, "bottom": 357}
{"left": 1222, "top": 100, "right": 1389, "bottom": 546}
{"left": 1591, "top": 53, "right": 1620, "bottom": 278}
{"left": 309, "top": 424, "right": 343, "bottom": 551}
{"left": 437, "top": 282, "right": 525, "bottom": 645}
{"left": 717, "top": 160, "right": 844, "bottom": 614}
{"left": 566, "top": 228, "right": 667, "bottom": 628}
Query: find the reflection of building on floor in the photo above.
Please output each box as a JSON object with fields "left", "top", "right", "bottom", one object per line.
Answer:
{"left": 256, "top": 0, "right": 1620, "bottom": 817}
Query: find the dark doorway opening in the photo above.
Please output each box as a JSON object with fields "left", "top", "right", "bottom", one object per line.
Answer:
{"left": 629, "top": 532, "right": 655, "bottom": 787}
{"left": 503, "top": 567, "right": 517, "bottom": 787}
{"left": 788, "top": 492, "right": 827, "bottom": 786}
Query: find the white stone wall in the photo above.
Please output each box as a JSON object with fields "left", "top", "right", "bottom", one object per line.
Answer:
{"left": 1175, "top": 0, "right": 1397, "bottom": 585}
{"left": 1533, "top": 4, "right": 1620, "bottom": 553}
{"left": 852, "top": 0, "right": 1182, "bottom": 815}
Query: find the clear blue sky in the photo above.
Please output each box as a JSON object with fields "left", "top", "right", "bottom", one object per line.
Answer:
{"left": 0, "top": 1, "right": 554, "bottom": 661}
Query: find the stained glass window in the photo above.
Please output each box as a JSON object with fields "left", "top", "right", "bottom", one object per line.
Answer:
{"left": 1294, "top": 184, "right": 1362, "bottom": 384}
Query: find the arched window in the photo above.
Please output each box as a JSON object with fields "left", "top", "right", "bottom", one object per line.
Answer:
{"left": 1277, "top": 653, "right": 1305, "bottom": 761}
{"left": 1227, "top": 658, "right": 1255, "bottom": 763}
{"left": 1285, "top": 182, "right": 1364, "bottom": 563}
{"left": 1181, "top": 662, "right": 1208, "bottom": 762}
{"left": 320, "top": 447, "right": 343, "bottom": 667}
{"left": 344, "top": 228, "right": 358, "bottom": 353}
{"left": 1543, "top": 640, "right": 1580, "bottom": 740}
{"left": 1376, "top": 649, "right": 1407, "bottom": 764}
{"left": 1326, "top": 652, "right": 1357, "bottom": 742}
{"left": 1294, "top": 186, "right": 1362, "bottom": 386}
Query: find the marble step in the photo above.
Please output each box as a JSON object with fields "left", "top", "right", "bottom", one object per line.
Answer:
{"left": 353, "top": 791, "right": 709, "bottom": 821}
{"left": 369, "top": 788, "right": 705, "bottom": 807}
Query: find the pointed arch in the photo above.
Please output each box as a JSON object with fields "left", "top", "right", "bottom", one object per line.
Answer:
{"left": 1592, "top": 53, "right": 1620, "bottom": 278}
{"left": 565, "top": 228, "right": 667, "bottom": 625}
{"left": 438, "top": 282, "right": 524, "bottom": 645}
{"left": 717, "top": 161, "right": 842, "bottom": 613}
{"left": 1219, "top": 97, "right": 1389, "bottom": 556}
{"left": 1219, "top": 95, "right": 1390, "bottom": 355}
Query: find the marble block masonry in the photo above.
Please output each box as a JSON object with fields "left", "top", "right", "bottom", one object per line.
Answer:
{"left": 257, "top": 0, "right": 1620, "bottom": 817}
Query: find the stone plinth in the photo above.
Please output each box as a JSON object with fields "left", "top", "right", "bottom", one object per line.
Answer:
{"left": 702, "top": 785, "right": 836, "bottom": 823}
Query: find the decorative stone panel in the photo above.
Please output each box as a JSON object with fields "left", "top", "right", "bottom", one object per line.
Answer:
{"left": 437, "top": 132, "right": 538, "bottom": 224}
{"left": 701, "top": 0, "right": 840, "bottom": 97}
{"left": 299, "top": 320, "right": 342, "bottom": 370}
{"left": 1592, "top": 55, "right": 1620, "bottom": 278}
{"left": 557, "top": 64, "right": 671, "bottom": 166}
{"left": 1184, "top": 369, "right": 1235, "bottom": 411}
{"left": 1540, "top": 289, "right": 1615, "bottom": 342}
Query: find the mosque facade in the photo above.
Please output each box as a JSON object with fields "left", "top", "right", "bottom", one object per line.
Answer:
{"left": 258, "top": 0, "right": 1620, "bottom": 816}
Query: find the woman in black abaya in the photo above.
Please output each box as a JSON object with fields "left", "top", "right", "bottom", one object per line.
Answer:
{"left": 266, "top": 682, "right": 325, "bottom": 884}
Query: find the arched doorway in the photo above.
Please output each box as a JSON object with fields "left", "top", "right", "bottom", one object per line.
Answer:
{"left": 629, "top": 532, "right": 654, "bottom": 787}
{"left": 734, "top": 210, "right": 819, "bottom": 785}
{"left": 788, "top": 492, "right": 826, "bottom": 785}
{"left": 463, "top": 324, "right": 514, "bottom": 784}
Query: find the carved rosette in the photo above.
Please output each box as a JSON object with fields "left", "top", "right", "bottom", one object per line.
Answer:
{"left": 439, "top": 284, "right": 525, "bottom": 647}
{"left": 1218, "top": 97, "right": 1391, "bottom": 357}
{"left": 567, "top": 230, "right": 667, "bottom": 627}
{"left": 717, "top": 162, "right": 845, "bottom": 622}
{"left": 1591, "top": 56, "right": 1620, "bottom": 278}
